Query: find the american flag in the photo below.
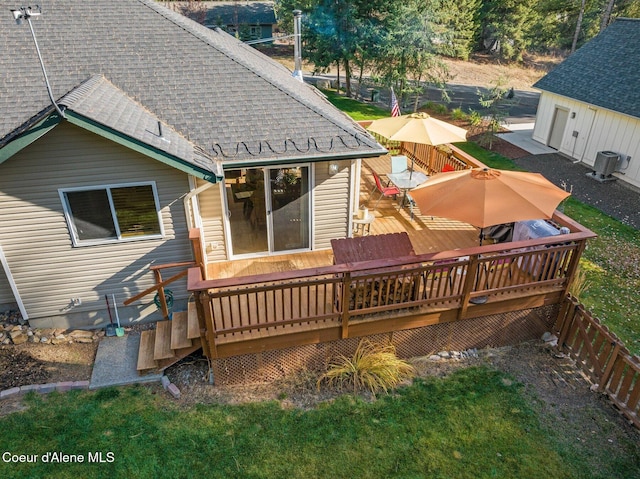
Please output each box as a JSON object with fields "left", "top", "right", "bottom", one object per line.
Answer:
{"left": 390, "top": 88, "right": 401, "bottom": 117}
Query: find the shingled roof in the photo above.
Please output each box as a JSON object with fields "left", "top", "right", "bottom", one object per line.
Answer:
{"left": 0, "top": 0, "right": 384, "bottom": 171}
{"left": 202, "top": 1, "right": 277, "bottom": 27}
{"left": 533, "top": 18, "right": 640, "bottom": 120}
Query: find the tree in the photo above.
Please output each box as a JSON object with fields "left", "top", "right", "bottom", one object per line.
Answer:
{"left": 428, "top": 0, "right": 482, "bottom": 61}
{"left": 287, "top": 0, "right": 395, "bottom": 98}
{"left": 371, "top": 1, "right": 450, "bottom": 111}
{"left": 571, "top": 0, "right": 588, "bottom": 53}
{"left": 478, "top": 0, "right": 539, "bottom": 61}
{"left": 600, "top": 0, "right": 616, "bottom": 31}
{"left": 477, "top": 78, "right": 514, "bottom": 150}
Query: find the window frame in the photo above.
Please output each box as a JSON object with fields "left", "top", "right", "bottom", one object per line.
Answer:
{"left": 59, "top": 181, "right": 165, "bottom": 247}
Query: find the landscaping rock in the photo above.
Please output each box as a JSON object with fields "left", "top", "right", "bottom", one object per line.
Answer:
{"left": 167, "top": 383, "right": 181, "bottom": 399}
{"left": 161, "top": 376, "right": 171, "bottom": 390}
{"left": 11, "top": 333, "right": 28, "bottom": 345}
{"left": 69, "top": 330, "right": 94, "bottom": 338}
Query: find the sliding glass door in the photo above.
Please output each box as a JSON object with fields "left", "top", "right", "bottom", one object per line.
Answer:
{"left": 269, "top": 166, "right": 310, "bottom": 252}
{"left": 225, "top": 165, "right": 310, "bottom": 256}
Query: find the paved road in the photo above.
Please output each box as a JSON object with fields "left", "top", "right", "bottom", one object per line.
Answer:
{"left": 420, "top": 83, "right": 539, "bottom": 124}
{"left": 306, "top": 75, "right": 539, "bottom": 124}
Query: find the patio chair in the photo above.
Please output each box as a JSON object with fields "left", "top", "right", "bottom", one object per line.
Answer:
{"left": 372, "top": 171, "right": 400, "bottom": 207}
{"left": 390, "top": 155, "right": 408, "bottom": 174}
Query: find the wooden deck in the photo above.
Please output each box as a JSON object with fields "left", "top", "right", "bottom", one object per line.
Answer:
{"left": 191, "top": 207, "right": 595, "bottom": 361}
{"left": 131, "top": 141, "right": 598, "bottom": 371}
{"left": 360, "top": 155, "right": 480, "bottom": 255}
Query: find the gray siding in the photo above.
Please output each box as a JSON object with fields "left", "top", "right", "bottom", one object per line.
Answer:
{"left": 313, "top": 160, "right": 352, "bottom": 249}
{"left": 195, "top": 179, "right": 228, "bottom": 262}
{"left": 0, "top": 123, "right": 193, "bottom": 327}
{"left": 0, "top": 266, "right": 14, "bottom": 307}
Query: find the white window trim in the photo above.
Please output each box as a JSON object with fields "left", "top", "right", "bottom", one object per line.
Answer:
{"left": 59, "top": 181, "right": 165, "bottom": 247}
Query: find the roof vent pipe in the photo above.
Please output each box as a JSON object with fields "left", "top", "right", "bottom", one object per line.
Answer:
{"left": 10, "top": 6, "right": 66, "bottom": 119}
{"left": 292, "top": 10, "right": 303, "bottom": 82}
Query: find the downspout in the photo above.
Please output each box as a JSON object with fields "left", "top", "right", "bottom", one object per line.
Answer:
{"left": 0, "top": 245, "right": 28, "bottom": 320}
{"left": 184, "top": 177, "right": 216, "bottom": 263}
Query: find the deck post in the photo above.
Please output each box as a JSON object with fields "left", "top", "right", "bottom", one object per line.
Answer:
{"left": 561, "top": 238, "right": 587, "bottom": 297}
{"left": 340, "top": 272, "right": 351, "bottom": 339}
{"left": 458, "top": 255, "right": 479, "bottom": 319}
{"left": 189, "top": 228, "right": 206, "bottom": 279}
{"left": 153, "top": 269, "right": 170, "bottom": 319}
{"left": 198, "top": 290, "right": 218, "bottom": 359}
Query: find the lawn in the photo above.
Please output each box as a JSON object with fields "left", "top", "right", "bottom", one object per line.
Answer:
{"left": 323, "top": 90, "right": 640, "bottom": 355}
{"left": 1, "top": 367, "right": 638, "bottom": 479}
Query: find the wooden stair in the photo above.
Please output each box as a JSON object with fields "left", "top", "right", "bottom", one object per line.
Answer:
{"left": 137, "top": 303, "right": 202, "bottom": 373}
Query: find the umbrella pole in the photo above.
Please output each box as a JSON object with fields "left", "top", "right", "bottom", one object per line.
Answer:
{"left": 409, "top": 143, "right": 418, "bottom": 181}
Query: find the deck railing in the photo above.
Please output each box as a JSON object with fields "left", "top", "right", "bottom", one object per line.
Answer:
{"left": 358, "top": 120, "right": 486, "bottom": 174}
{"left": 189, "top": 214, "right": 594, "bottom": 359}
{"left": 556, "top": 295, "right": 640, "bottom": 429}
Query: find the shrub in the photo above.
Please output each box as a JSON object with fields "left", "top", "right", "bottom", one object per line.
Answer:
{"left": 451, "top": 107, "right": 468, "bottom": 121}
{"left": 467, "top": 109, "right": 483, "bottom": 127}
{"left": 568, "top": 263, "right": 591, "bottom": 301}
{"left": 422, "top": 101, "right": 449, "bottom": 115}
{"left": 318, "top": 340, "right": 415, "bottom": 394}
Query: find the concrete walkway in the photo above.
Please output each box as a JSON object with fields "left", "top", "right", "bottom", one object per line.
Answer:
{"left": 89, "top": 333, "right": 162, "bottom": 390}
{"left": 497, "top": 123, "right": 556, "bottom": 155}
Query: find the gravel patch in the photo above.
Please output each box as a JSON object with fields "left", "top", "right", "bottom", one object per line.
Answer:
{"left": 513, "top": 153, "right": 640, "bottom": 230}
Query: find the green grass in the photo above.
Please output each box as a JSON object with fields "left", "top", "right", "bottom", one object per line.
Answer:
{"left": 1, "top": 368, "right": 638, "bottom": 479}
{"left": 320, "top": 89, "right": 390, "bottom": 121}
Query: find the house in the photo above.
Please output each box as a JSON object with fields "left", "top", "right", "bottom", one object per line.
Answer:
{"left": 171, "top": 1, "right": 278, "bottom": 42}
{"left": 532, "top": 18, "right": 640, "bottom": 189}
{"left": 0, "top": 0, "right": 386, "bottom": 330}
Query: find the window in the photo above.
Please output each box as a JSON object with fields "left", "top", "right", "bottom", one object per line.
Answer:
{"left": 60, "top": 183, "right": 164, "bottom": 246}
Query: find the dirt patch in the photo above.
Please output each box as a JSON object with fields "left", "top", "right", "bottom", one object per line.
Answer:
{"left": 469, "top": 133, "right": 532, "bottom": 160}
{"left": 0, "top": 342, "right": 97, "bottom": 390}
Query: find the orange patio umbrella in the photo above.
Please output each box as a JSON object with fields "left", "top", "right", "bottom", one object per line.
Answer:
{"left": 410, "top": 167, "right": 570, "bottom": 230}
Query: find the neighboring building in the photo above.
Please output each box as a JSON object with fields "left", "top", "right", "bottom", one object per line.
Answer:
{"left": 171, "top": 1, "right": 277, "bottom": 42}
{"left": 0, "top": 0, "right": 385, "bottom": 329}
{"left": 532, "top": 18, "right": 640, "bottom": 189}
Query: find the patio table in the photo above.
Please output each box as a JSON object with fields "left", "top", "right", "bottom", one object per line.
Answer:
{"left": 386, "top": 170, "right": 428, "bottom": 219}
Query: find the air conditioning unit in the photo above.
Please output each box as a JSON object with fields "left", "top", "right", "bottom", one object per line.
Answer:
{"left": 587, "top": 151, "right": 619, "bottom": 182}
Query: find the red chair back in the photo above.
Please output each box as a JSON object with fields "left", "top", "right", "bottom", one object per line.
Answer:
{"left": 442, "top": 164, "right": 455, "bottom": 172}
{"left": 372, "top": 171, "right": 384, "bottom": 191}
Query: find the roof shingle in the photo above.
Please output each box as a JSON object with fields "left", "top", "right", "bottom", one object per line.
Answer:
{"left": 0, "top": 0, "right": 385, "bottom": 168}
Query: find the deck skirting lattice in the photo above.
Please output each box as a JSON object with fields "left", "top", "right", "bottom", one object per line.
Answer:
{"left": 210, "top": 305, "right": 559, "bottom": 386}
